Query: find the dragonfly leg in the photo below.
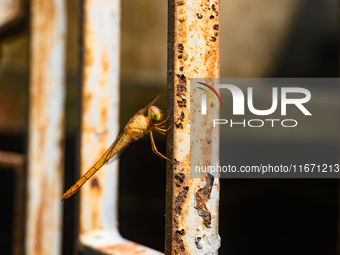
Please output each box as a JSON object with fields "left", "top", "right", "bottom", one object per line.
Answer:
{"left": 155, "top": 108, "right": 173, "bottom": 126}
{"left": 150, "top": 130, "right": 173, "bottom": 164}
{"left": 154, "top": 122, "right": 175, "bottom": 134}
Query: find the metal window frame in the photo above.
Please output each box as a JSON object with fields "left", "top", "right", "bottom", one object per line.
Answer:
{"left": 0, "top": 0, "right": 221, "bottom": 254}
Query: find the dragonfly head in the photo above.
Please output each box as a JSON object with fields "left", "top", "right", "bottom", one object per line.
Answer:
{"left": 148, "top": 106, "right": 163, "bottom": 123}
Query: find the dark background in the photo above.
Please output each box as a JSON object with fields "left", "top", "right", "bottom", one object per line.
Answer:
{"left": 0, "top": 0, "right": 339, "bottom": 254}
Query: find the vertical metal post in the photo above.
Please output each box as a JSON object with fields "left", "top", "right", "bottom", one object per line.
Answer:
{"left": 79, "top": 0, "right": 120, "bottom": 236}
{"left": 166, "top": 0, "right": 220, "bottom": 254}
{"left": 77, "top": 1, "right": 163, "bottom": 254}
{"left": 26, "top": 0, "right": 67, "bottom": 254}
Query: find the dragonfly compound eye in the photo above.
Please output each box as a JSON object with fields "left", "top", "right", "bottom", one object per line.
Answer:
{"left": 149, "top": 106, "right": 162, "bottom": 122}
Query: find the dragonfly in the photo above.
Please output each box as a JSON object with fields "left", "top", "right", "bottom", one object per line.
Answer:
{"left": 61, "top": 95, "right": 173, "bottom": 201}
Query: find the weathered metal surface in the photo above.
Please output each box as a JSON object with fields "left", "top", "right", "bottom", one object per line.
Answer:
{"left": 25, "top": 0, "right": 67, "bottom": 254}
{"left": 80, "top": 230, "right": 163, "bottom": 255}
{"left": 0, "top": 151, "right": 24, "bottom": 168}
{"left": 166, "top": 0, "right": 220, "bottom": 254}
{"left": 78, "top": 1, "right": 165, "bottom": 254}
{"left": 0, "top": 151, "right": 25, "bottom": 255}
{"left": 0, "top": 0, "right": 21, "bottom": 26}
{"left": 79, "top": 0, "right": 121, "bottom": 235}
{"left": 0, "top": 0, "right": 28, "bottom": 40}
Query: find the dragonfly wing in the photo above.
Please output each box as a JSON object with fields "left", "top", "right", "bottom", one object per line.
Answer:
{"left": 103, "top": 128, "right": 129, "bottom": 164}
{"left": 104, "top": 95, "right": 159, "bottom": 163}
{"left": 61, "top": 128, "right": 130, "bottom": 201}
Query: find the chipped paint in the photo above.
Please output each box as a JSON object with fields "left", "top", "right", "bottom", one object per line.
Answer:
{"left": 166, "top": 0, "right": 220, "bottom": 254}
{"left": 25, "top": 0, "right": 67, "bottom": 254}
{"left": 79, "top": 0, "right": 121, "bottom": 234}
{"left": 78, "top": 1, "right": 163, "bottom": 254}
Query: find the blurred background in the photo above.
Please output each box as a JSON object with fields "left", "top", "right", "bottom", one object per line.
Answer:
{"left": 0, "top": 0, "right": 339, "bottom": 254}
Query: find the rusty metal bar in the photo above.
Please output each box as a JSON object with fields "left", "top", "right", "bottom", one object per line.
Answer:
{"left": 25, "top": 0, "right": 67, "bottom": 254}
{"left": 0, "top": 151, "right": 24, "bottom": 169}
{"left": 0, "top": 0, "right": 21, "bottom": 26}
{"left": 78, "top": 1, "right": 162, "bottom": 254}
{"left": 0, "top": 0, "right": 28, "bottom": 40}
{"left": 0, "top": 151, "right": 25, "bottom": 255}
{"left": 166, "top": 0, "right": 220, "bottom": 254}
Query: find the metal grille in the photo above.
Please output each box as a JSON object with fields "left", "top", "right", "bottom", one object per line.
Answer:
{"left": 0, "top": 0, "right": 220, "bottom": 254}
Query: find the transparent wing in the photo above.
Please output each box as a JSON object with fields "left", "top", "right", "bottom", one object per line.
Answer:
{"left": 61, "top": 128, "right": 129, "bottom": 200}
{"left": 103, "top": 95, "right": 159, "bottom": 163}
{"left": 104, "top": 94, "right": 160, "bottom": 163}
{"left": 103, "top": 128, "right": 129, "bottom": 164}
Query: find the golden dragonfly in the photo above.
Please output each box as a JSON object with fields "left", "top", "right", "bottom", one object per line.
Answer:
{"left": 61, "top": 95, "right": 173, "bottom": 201}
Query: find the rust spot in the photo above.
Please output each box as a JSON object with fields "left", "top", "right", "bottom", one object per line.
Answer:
{"left": 99, "top": 242, "right": 148, "bottom": 254}
{"left": 211, "top": 4, "right": 216, "bottom": 11}
{"left": 84, "top": 47, "right": 93, "bottom": 67}
{"left": 196, "top": 12, "right": 203, "bottom": 19}
{"left": 209, "top": 15, "right": 214, "bottom": 19}
{"left": 207, "top": 140, "right": 211, "bottom": 144}
{"left": 83, "top": 92, "right": 93, "bottom": 113}
{"left": 175, "top": 186, "right": 189, "bottom": 215}
{"left": 178, "top": 43, "right": 184, "bottom": 53}
{"left": 177, "top": 98, "right": 187, "bottom": 108}
{"left": 101, "top": 50, "right": 109, "bottom": 73}
{"left": 91, "top": 178, "right": 100, "bottom": 188}
{"left": 195, "top": 177, "right": 214, "bottom": 227}
{"left": 179, "top": 111, "right": 185, "bottom": 121}
{"left": 176, "top": 123, "right": 183, "bottom": 129}
{"left": 173, "top": 231, "right": 185, "bottom": 253}
{"left": 176, "top": 72, "right": 186, "bottom": 79}
{"left": 34, "top": 200, "right": 44, "bottom": 254}
{"left": 176, "top": 229, "right": 186, "bottom": 235}
{"left": 209, "top": 36, "right": 216, "bottom": 42}
{"left": 174, "top": 159, "right": 180, "bottom": 166}
{"left": 176, "top": 74, "right": 187, "bottom": 97}
{"left": 215, "top": 11, "right": 219, "bottom": 16}
{"left": 177, "top": 0, "right": 185, "bottom": 5}
{"left": 179, "top": 66, "right": 184, "bottom": 71}
{"left": 175, "top": 172, "right": 185, "bottom": 187}
{"left": 178, "top": 54, "right": 183, "bottom": 59}
{"left": 215, "top": 32, "right": 218, "bottom": 36}
{"left": 100, "top": 107, "right": 108, "bottom": 129}
{"left": 213, "top": 24, "right": 219, "bottom": 30}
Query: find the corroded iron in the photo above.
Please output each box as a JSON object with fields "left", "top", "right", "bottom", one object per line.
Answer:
{"left": 166, "top": 0, "right": 220, "bottom": 254}
{"left": 25, "top": 0, "right": 67, "bottom": 254}
{"left": 78, "top": 1, "right": 162, "bottom": 254}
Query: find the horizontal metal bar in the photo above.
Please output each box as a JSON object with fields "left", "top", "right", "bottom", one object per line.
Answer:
{"left": 0, "top": 150, "right": 24, "bottom": 169}
{"left": 80, "top": 230, "right": 162, "bottom": 255}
